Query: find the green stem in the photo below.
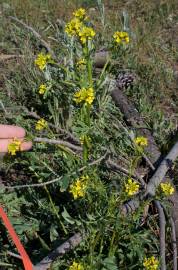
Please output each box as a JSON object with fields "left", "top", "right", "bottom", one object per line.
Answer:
{"left": 86, "top": 43, "right": 93, "bottom": 87}
{"left": 44, "top": 186, "right": 67, "bottom": 235}
{"left": 109, "top": 230, "right": 116, "bottom": 256}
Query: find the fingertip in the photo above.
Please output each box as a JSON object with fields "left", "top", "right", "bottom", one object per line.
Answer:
{"left": 20, "top": 141, "right": 33, "bottom": 151}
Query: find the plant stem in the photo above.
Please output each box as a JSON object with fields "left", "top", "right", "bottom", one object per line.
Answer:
{"left": 44, "top": 186, "right": 67, "bottom": 235}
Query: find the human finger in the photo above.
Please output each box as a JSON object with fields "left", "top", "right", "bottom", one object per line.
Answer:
{"left": 0, "top": 138, "right": 32, "bottom": 153}
{"left": 0, "top": 125, "right": 26, "bottom": 139}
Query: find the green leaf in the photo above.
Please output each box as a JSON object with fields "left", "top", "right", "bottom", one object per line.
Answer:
{"left": 101, "top": 256, "right": 118, "bottom": 270}
{"left": 61, "top": 207, "right": 75, "bottom": 224}
{"left": 60, "top": 175, "right": 70, "bottom": 192}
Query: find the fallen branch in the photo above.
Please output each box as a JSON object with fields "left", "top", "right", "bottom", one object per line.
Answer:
{"left": 3, "top": 153, "right": 108, "bottom": 189}
{"left": 111, "top": 83, "right": 178, "bottom": 259}
{"left": 146, "top": 141, "right": 178, "bottom": 197}
{"left": 34, "top": 137, "right": 82, "bottom": 152}
{"left": 0, "top": 54, "right": 24, "bottom": 62}
{"left": 154, "top": 201, "right": 166, "bottom": 270}
{"left": 170, "top": 218, "right": 178, "bottom": 270}
{"left": 111, "top": 87, "right": 161, "bottom": 165}
{"left": 34, "top": 233, "right": 82, "bottom": 270}
{"left": 24, "top": 108, "right": 80, "bottom": 144}
{"left": 9, "top": 16, "right": 57, "bottom": 60}
{"left": 106, "top": 157, "right": 146, "bottom": 187}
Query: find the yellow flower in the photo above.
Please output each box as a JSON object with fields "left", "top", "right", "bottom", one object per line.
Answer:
{"left": 73, "top": 8, "right": 86, "bottom": 20}
{"left": 8, "top": 138, "right": 22, "bottom": 155}
{"left": 77, "top": 58, "right": 86, "bottom": 69}
{"left": 69, "top": 261, "right": 84, "bottom": 270}
{"left": 35, "top": 53, "right": 51, "bottom": 70}
{"left": 65, "top": 18, "right": 83, "bottom": 36}
{"left": 125, "top": 178, "right": 139, "bottom": 196}
{"left": 78, "top": 26, "right": 95, "bottom": 44}
{"left": 73, "top": 87, "right": 94, "bottom": 105}
{"left": 113, "top": 31, "right": 129, "bottom": 44}
{"left": 143, "top": 256, "right": 159, "bottom": 270}
{"left": 39, "top": 84, "right": 47, "bottom": 95}
{"left": 134, "top": 136, "right": 148, "bottom": 147}
{"left": 69, "top": 175, "right": 89, "bottom": 199}
{"left": 160, "top": 182, "right": 174, "bottom": 196}
{"left": 35, "top": 119, "right": 48, "bottom": 131}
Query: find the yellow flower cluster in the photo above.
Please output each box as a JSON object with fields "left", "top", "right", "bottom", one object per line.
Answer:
{"left": 35, "top": 119, "right": 48, "bottom": 131}
{"left": 77, "top": 58, "right": 86, "bottom": 69}
{"left": 73, "top": 8, "right": 86, "bottom": 20}
{"left": 69, "top": 261, "right": 84, "bottom": 270}
{"left": 125, "top": 178, "right": 139, "bottom": 196}
{"left": 143, "top": 256, "right": 159, "bottom": 270}
{"left": 69, "top": 175, "right": 89, "bottom": 199}
{"left": 134, "top": 136, "right": 148, "bottom": 147}
{"left": 8, "top": 138, "right": 22, "bottom": 155}
{"left": 113, "top": 31, "right": 129, "bottom": 44}
{"left": 160, "top": 182, "right": 174, "bottom": 196}
{"left": 80, "top": 134, "right": 91, "bottom": 145}
{"left": 65, "top": 18, "right": 82, "bottom": 36}
{"left": 73, "top": 87, "right": 94, "bottom": 105}
{"left": 65, "top": 8, "right": 95, "bottom": 44}
{"left": 78, "top": 26, "right": 95, "bottom": 44}
{"left": 35, "top": 53, "right": 51, "bottom": 70}
{"left": 39, "top": 84, "right": 47, "bottom": 95}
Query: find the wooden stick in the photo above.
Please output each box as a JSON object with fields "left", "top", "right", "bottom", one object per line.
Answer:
{"left": 154, "top": 201, "right": 166, "bottom": 270}
{"left": 9, "top": 16, "right": 57, "bottom": 60}
{"left": 170, "top": 218, "right": 178, "bottom": 270}
{"left": 34, "top": 233, "right": 82, "bottom": 270}
{"left": 34, "top": 137, "right": 82, "bottom": 152}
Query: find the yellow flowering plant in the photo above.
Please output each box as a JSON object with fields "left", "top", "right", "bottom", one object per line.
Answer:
{"left": 35, "top": 52, "right": 52, "bottom": 70}
{"left": 143, "top": 256, "right": 159, "bottom": 270}
{"left": 5, "top": 4, "right": 174, "bottom": 270}
{"left": 69, "top": 261, "right": 84, "bottom": 270}
{"left": 73, "top": 8, "right": 86, "bottom": 20}
{"left": 160, "top": 182, "right": 174, "bottom": 196}
{"left": 113, "top": 31, "right": 130, "bottom": 45}
{"left": 124, "top": 178, "right": 140, "bottom": 196}
{"left": 8, "top": 138, "right": 22, "bottom": 155}
{"left": 35, "top": 119, "right": 48, "bottom": 131}
{"left": 69, "top": 175, "right": 89, "bottom": 199}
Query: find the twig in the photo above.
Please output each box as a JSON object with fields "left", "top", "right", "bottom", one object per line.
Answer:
{"left": 146, "top": 141, "right": 178, "bottom": 197}
{"left": 6, "top": 251, "right": 22, "bottom": 260}
{"left": 34, "top": 137, "right": 82, "bottom": 152}
{"left": 24, "top": 108, "right": 80, "bottom": 144}
{"left": 170, "top": 218, "right": 177, "bottom": 270}
{"left": 9, "top": 16, "right": 57, "bottom": 60}
{"left": 0, "top": 54, "right": 24, "bottom": 62}
{"left": 3, "top": 153, "right": 107, "bottom": 189}
{"left": 106, "top": 157, "right": 146, "bottom": 187}
{"left": 154, "top": 201, "right": 166, "bottom": 270}
{"left": 34, "top": 233, "right": 82, "bottom": 270}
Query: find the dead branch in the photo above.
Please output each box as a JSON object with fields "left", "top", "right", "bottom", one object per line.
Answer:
{"left": 9, "top": 16, "right": 57, "bottom": 60}
{"left": 3, "top": 153, "right": 108, "bottom": 189}
{"left": 111, "top": 87, "right": 161, "bottom": 165}
{"left": 170, "top": 218, "right": 178, "bottom": 270}
{"left": 0, "top": 54, "right": 24, "bottom": 62}
{"left": 34, "top": 233, "right": 82, "bottom": 270}
{"left": 34, "top": 137, "right": 82, "bottom": 152}
{"left": 154, "top": 201, "right": 166, "bottom": 270}
{"left": 111, "top": 83, "right": 178, "bottom": 259}
{"left": 106, "top": 157, "right": 146, "bottom": 187}
{"left": 24, "top": 108, "right": 80, "bottom": 144}
{"left": 146, "top": 141, "right": 178, "bottom": 197}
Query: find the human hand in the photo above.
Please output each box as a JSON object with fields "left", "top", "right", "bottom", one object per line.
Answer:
{"left": 0, "top": 125, "right": 32, "bottom": 153}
